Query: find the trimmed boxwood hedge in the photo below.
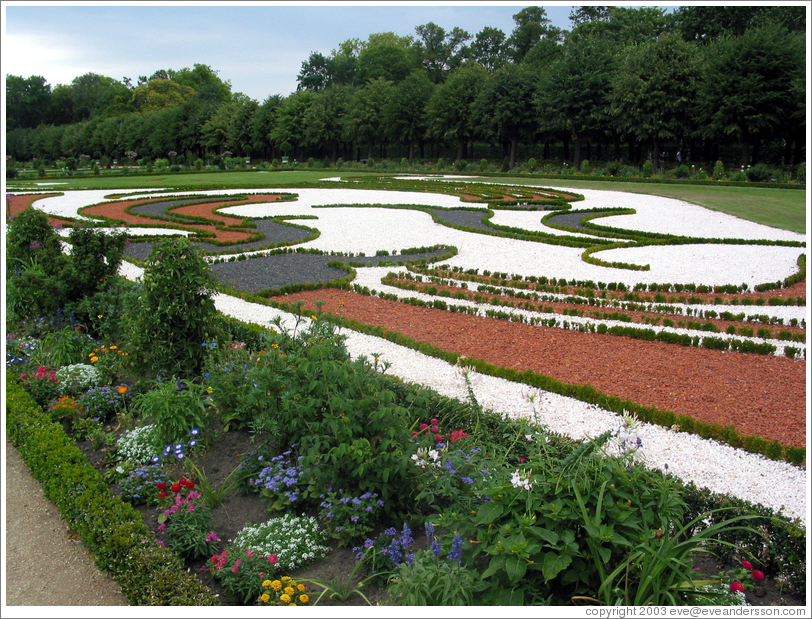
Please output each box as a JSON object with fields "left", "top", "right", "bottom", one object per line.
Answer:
{"left": 5, "top": 377, "right": 219, "bottom": 606}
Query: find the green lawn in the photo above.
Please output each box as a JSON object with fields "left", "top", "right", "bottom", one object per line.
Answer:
{"left": 8, "top": 169, "right": 807, "bottom": 235}
{"left": 494, "top": 176, "right": 808, "bottom": 235}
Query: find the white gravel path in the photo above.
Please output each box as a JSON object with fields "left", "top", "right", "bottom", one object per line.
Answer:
{"left": 24, "top": 186, "right": 812, "bottom": 525}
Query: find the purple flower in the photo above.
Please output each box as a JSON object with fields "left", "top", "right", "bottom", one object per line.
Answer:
{"left": 448, "top": 534, "right": 464, "bottom": 564}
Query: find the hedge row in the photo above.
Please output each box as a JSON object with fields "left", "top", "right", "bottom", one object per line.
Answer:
{"left": 5, "top": 378, "right": 219, "bottom": 606}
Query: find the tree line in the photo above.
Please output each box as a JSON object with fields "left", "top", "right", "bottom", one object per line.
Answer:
{"left": 5, "top": 6, "right": 806, "bottom": 171}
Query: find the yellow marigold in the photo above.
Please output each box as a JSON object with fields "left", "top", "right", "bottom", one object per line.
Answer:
{"left": 270, "top": 580, "right": 282, "bottom": 591}
{"left": 110, "top": 345, "right": 117, "bottom": 350}
{"left": 262, "top": 580, "right": 272, "bottom": 588}
{"left": 271, "top": 343, "right": 279, "bottom": 349}
{"left": 280, "top": 593, "right": 291, "bottom": 604}
{"left": 260, "top": 593, "right": 270, "bottom": 603}
{"left": 297, "top": 583, "right": 305, "bottom": 592}
{"left": 281, "top": 576, "right": 291, "bottom": 582}
{"left": 311, "top": 315, "right": 317, "bottom": 321}
{"left": 288, "top": 603, "right": 297, "bottom": 606}
{"left": 284, "top": 586, "right": 295, "bottom": 596}
{"left": 90, "top": 356, "right": 98, "bottom": 363}
{"left": 299, "top": 594, "right": 309, "bottom": 604}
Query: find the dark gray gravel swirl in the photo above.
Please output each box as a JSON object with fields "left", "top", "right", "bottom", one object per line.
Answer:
{"left": 546, "top": 210, "right": 621, "bottom": 230}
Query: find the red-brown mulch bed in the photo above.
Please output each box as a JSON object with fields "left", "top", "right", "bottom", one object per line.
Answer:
{"left": 274, "top": 288, "right": 807, "bottom": 449}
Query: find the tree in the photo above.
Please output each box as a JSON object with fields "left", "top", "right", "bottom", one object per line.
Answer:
{"left": 171, "top": 64, "right": 232, "bottom": 102}
{"left": 358, "top": 32, "right": 417, "bottom": 83}
{"left": 696, "top": 24, "right": 805, "bottom": 166}
{"left": 131, "top": 78, "right": 195, "bottom": 112}
{"left": 270, "top": 90, "right": 317, "bottom": 159}
{"left": 343, "top": 78, "right": 394, "bottom": 159}
{"left": 67, "top": 73, "right": 126, "bottom": 121}
{"left": 427, "top": 63, "right": 489, "bottom": 161}
{"left": 675, "top": 5, "right": 806, "bottom": 42}
{"left": 506, "top": 6, "right": 563, "bottom": 63}
{"left": 414, "top": 22, "right": 471, "bottom": 83}
{"left": 297, "top": 52, "right": 333, "bottom": 91}
{"left": 475, "top": 64, "right": 538, "bottom": 169}
{"left": 385, "top": 71, "right": 434, "bottom": 165}
{"left": 467, "top": 27, "right": 507, "bottom": 71}
{"left": 536, "top": 34, "right": 617, "bottom": 168}
{"left": 6, "top": 75, "right": 52, "bottom": 131}
{"left": 251, "top": 95, "right": 284, "bottom": 159}
{"left": 609, "top": 32, "right": 701, "bottom": 169}
{"left": 303, "top": 85, "right": 353, "bottom": 161}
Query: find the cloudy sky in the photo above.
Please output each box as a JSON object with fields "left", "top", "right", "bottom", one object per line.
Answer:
{"left": 2, "top": 1, "right": 592, "bottom": 101}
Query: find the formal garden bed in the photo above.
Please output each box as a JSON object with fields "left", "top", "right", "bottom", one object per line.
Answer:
{"left": 5, "top": 182, "right": 807, "bottom": 606}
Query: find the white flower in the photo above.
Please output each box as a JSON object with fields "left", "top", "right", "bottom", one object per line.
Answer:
{"left": 511, "top": 469, "right": 534, "bottom": 491}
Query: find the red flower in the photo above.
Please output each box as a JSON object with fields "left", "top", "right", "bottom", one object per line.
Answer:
{"left": 179, "top": 478, "right": 187, "bottom": 485}
{"left": 411, "top": 431, "right": 418, "bottom": 436}
{"left": 170, "top": 483, "right": 182, "bottom": 493}
{"left": 431, "top": 425, "right": 440, "bottom": 433}
{"left": 435, "top": 434, "right": 443, "bottom": 441}
{"left": 519, "top": 456, "right": 526, "bottom": 463}
{"left": 269, "top": 554, "right": 278, "bottom": 564}
{"left": 741, "top": 560, "right": 753, "bottom": 570}
{"left": 184, "top": 480, "right": 195, "bottom": 489}
{"left": 751, "top": 570, "right": 765, "bottom": 582}
{"left": 156, "top": 482, "right": 167, "bottom": 490}
{"left": 158, "top": 492, "right": 167, "bottom": 498}
{"left": 419, "top": 423, "right": 428, "bottom": 431}
{"left": 430, "top": 418, "right": 438, "bottom": 424}
{"left": 730, "top": 581, "right": 744, "bottom": 593}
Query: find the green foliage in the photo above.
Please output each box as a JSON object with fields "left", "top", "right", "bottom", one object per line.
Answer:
{"left": 231, "top": 514, "right": 328, "bottom": 572}
{"left": 133, "top": 378, "right": 212, "bottom": 450}
{"left": 65, "top": 222, "right": 127, "bottom": 299}
{"left": 713, "top": 160, "right": 726, "bottom": 180}
{"left": 55, "top": 362, "right": 103, "bottom": 396}
{"left": 643, "top": 159, "right": 654, "bottom": 177}
{"left": 124, "top": 237, "right": 225, "bottom": 377}
{"left": 387, "top": 547, "right": 479, "bottom": 605}
{"left": 580, "top": 159, "right": 591, "bottom": 175}
{"left": 211, "top": 547, "right": 278, "bottom": 604}
{"left": 796, "top": 162, "right": 805, "bottom": 183}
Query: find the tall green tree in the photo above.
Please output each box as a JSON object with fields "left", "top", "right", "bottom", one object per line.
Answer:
{"left": 251, "top": 94, "right": 284, "bottom": 159}
{"left": 358, "top": 32, "right": 417, "bottom": 83}
{"left": 297, "top": 52, "right": 333, "bottom": 91}
{"left": 475, "top": 64, "right": 538, "bottom": 169}
{"left": 675, "top": 5, "right": 806, "bottom": 42}
{"left": 414, "top": 22, "right": 471, "bottom": 84}
{"left": 426, "top": 63, "right": 489, "bottom": 161}
{"left": 506, "top": 6, "right": 563, "bottom": 63}
{"left": 6, "top": 75, "right": 52, "bottom": 131}
{"left": 303, "top": 84, "right": 353, "bottom": 161}
{"left": 467, "top": 27, "right": 507, "bottom": 71}
{"left": 536, "top": 33, "right": 617, "bottom": 168}
{"left": 696, "top": 24, "right": 805, "bottom": 166}
{"left": 343, "top": 78, "right": 393, "bottom": 160}
{"left": 609, "top": 32, "right": 700, "bottom": 169}
{"left": 270, "top": 90, "right": 316, "bottom": 159}
{"left": 385, "top": 71, "right": 434, "bottom": 165}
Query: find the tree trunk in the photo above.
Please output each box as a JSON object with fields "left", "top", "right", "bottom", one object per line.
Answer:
{"left": 457, "top": 139, "right": 465, "bottom": 162}
{"left": 572, "top": 134, "right": 581, "bottom": 170}
{"left": 740, "top": 135, "right": 750, "bottom": 167}
{"left": 408, "top": 141, "right": 414, "bottom": 166}
{"left": 509, "top": 136, "right": 518, "bottom": 169}
{"left": 652, "top": 139, "right": 660, "bottom": 171}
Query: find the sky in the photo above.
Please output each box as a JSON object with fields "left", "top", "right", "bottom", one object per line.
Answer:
{"left": 1, "top": 1, "right": 668, "bottom": 102}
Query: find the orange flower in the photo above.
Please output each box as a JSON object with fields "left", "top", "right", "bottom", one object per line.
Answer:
{"left": 118, "top": 385, "right": 128, "bottom": 394}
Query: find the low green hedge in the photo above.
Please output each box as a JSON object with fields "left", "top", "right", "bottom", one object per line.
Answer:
{"left": 5, "top": 377, "right": 219, "bottom": 606}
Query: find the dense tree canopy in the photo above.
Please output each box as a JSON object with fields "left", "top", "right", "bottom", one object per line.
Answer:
{"left": 5, "top": 9, "right": 806, "bottom": 169}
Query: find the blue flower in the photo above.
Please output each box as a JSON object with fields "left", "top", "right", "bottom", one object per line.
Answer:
{"left": 448, "top": 535, "right": 464, "bottom": 564}
{"left": 190, "top": 428, "right": 201, "bottom": 436}
{"left": 424, "top": 521, "right": 435, "bottom": 538}
{"left": 151, "top": 456, "right": 161, "bottom": 464}
{"left": 189, "top": 440, "right": 198, "bottom": 448}
{"left": 175, "top": 452, "right": 186, "bottom": 461}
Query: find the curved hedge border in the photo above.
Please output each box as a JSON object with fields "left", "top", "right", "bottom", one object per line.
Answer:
{"left": 5, "top": 377, "right": 219, "bottom": 606}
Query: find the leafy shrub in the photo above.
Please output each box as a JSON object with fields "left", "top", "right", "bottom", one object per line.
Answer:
{"left": 796, "top": 162, "right": 805, "bottom": 183}
{"left": 580, "top": 159, "right": 591, "bottom": 175}
{"left": 77, "top": 384, "right": 130, "bottom": 422}
{"left": 713, "top": 160, "right": 725, "bottom": 180}
{"left": 604, "top": 160, "right": 623, "bottom": 176}
{"left": 124, "top": 237, "right": 225, "bottom": 377}
{"left": 642, "top": 160, "right": 654, "bottom": 177}
{"left": 133, "top": 378, "right": 212, "bottom": 450}
{"left": 117, "top": 464, "right": 169, "bottom": 505}
{"left": 746, "top": 163, "right": 773, "bottom": 183}
{"left": 210, "top": 547, "right": 280, "bottom": 604}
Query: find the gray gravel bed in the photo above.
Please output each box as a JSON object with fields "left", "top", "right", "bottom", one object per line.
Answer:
{"left": 546, "top": 210, "right": 622, "bottom": 231}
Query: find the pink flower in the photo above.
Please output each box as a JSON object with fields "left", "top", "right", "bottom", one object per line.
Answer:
{"left": 246, "top": 548, "right": 253, "bottom": 557}
{"left": 19, "top": 373, "right": 26, "bottom": 380}
{"left": 751, "top": 570, "right": 765, "bottom": 582}
{"left": 157, "top": 522, "right": 166, "bottom": 531}
{"left": 519, "top": 456, "right": 526, "bottom": 463}
{"left": 435, "top": 434, "right": 443, "bottom": 442}
{"left": 431, "top": 425, "right": 440, "bottom": 433}
{"left": 741, "top": 560, "right": 753, "bottom": 570}
{"left": 232, "top": 559, "right": 241, "bottom": 573}
{"left": 730, "top": 581, "right": 744, "bottom": 593}
{"left": 430, "top": 418, "right": 438, "bottom": 424}
{"left": 419, "top": 423, "right": 428, "bottom": 431}
{"left": 269, "top": 554, "right": 278, "bottom": 565}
